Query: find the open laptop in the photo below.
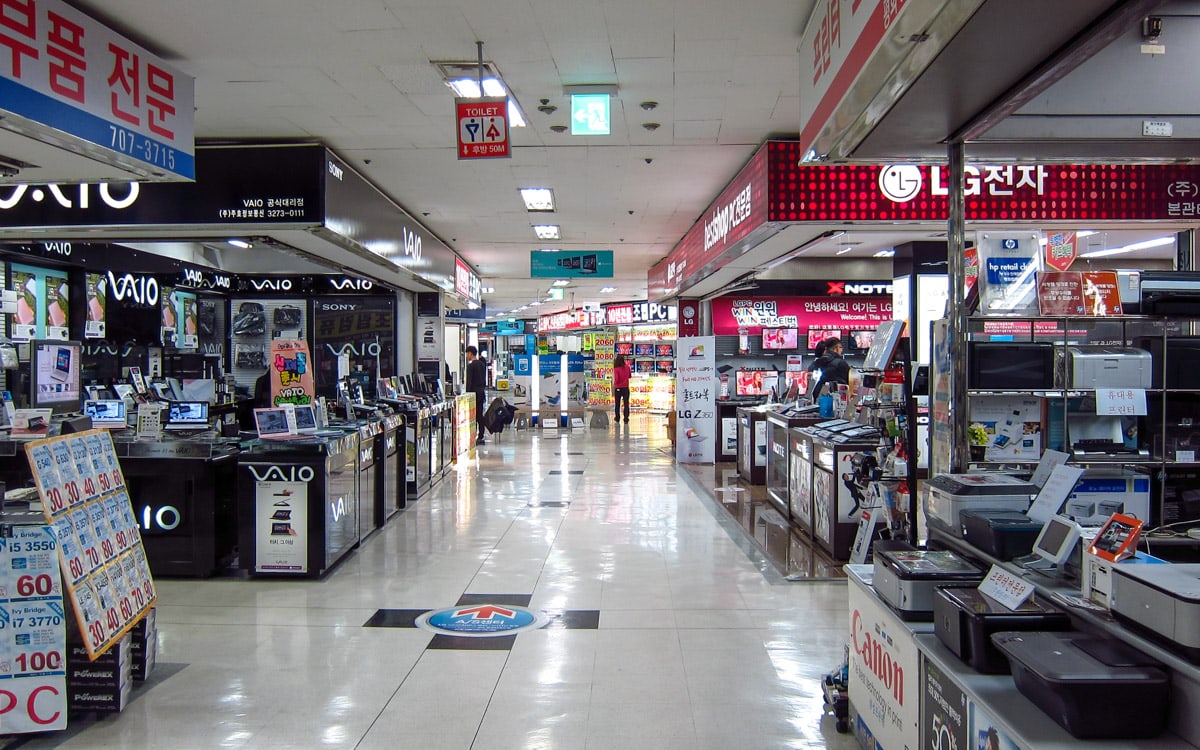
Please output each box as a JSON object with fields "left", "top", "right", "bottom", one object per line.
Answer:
{"left": 83, "top": 399, "right": 128, "bottom": 429}
{"left": 165, "top": 401, "right": 210, "bottom": 430}
{"left": 254, "top": 407, "right": 306, "bottom": 440}
{"left": 293, "top": 404, "right": 319, "bottom": 433}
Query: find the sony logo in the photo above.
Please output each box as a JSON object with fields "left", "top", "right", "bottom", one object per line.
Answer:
{"left": 325, "top": 342, "right": 381, "bottom": 357}
{"left": 327, "top": 161, "right": 344, "bottom": 181}
{"left": 251, "top": 278, "right": 293, "bottom": 292}
{"left": 320, "top": 303, "right": 358, "bottom": 311}
{"left": 330, "top": 277, "right": 372, "bottom": 291}
{"left": 827, "top": 282, "right": 894, "bottom": 295}
{"left": 247, "top": 465, "right": 315, "bottom": 483}
{"left": 107, "top": 271, "right": 160, "bottom": 306}
{"left": 0, "top": 182, "right": 140, "bottom": 210}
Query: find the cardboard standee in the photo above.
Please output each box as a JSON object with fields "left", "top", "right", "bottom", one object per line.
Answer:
{"left": 24, "top": 430, "right": 157, "bottom": 661}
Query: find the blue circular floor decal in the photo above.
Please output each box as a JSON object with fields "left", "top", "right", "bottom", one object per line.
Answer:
{"left": 416, "top": 604, "right": 548, "bottom": 637}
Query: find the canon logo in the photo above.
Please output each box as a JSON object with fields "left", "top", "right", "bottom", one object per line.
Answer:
{"left": 0, "top": 182, "right": 140, "bottom": 210}
{"left": 331, "top": 277, "right": 372, "bottom": 291}
{"left": 252, "top": 278, "right": 292, "bottom": 292}
{"left": 107, "top": 272, "right": 160, "bottom": 306}
{"left": 247, "top": 465, "right": 315, "bottom": 483}
{"left": 827, "top": 282, "right": 893, "bottom": 296}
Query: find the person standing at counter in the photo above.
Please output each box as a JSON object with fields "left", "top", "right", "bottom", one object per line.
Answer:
{"left": 465, "top": 346, "right": 488, "bottom": 445}
{"left": 612, "top": 354, "right": 632, "bottom": 426}
{"left": 807, "top": 337, "right": 849, "bottom": 396}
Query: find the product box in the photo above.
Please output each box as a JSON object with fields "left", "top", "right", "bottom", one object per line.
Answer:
{"left": 68, "top": 678, "right": 132, "bottom": 714}
{"left": 130, "top": 608, "right": 158, "bottom": 681}
{"left": 1065, "top": 473, "right": 1151, "bottom": 526}
{"left": 67, "top": 634, "right": 131, "bottom": 687}
{"left": 969, "top": 396, "right": 1043, "bottom": 462}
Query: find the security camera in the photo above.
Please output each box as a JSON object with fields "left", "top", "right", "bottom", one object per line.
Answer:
{"left": 644, "top": 157, "right": 653, "bottom": 164}
{"left": 0, "top": 166, "right": 19, "bottom": 178}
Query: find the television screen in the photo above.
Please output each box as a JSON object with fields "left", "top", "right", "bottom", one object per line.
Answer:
{"left": 850, "top": 330, "right": 876, "bottom": 350}
{"left": 762, "top": 328, "right": 798, "bottom": 350}
{"left": 807, "top": 328, "right": 841, "bottom": 350}
{"left": 736, "top": 370, "right": 767, "bottom": 396}
{"left": 655, "top": 360, "right": 673, "bottom": 374}
{"left": 30, "top": 340, "right": 83, "bottom": 414}
{"left": 634, "top": 343, "right": 655, "bottom": 357}
{"left": 636, "top": 360, "right": 654, "bottom": 373}
{"left": 655, "top": 344, "right": 674, "bottom": 358}
{"left": 615, "top": 342, "right": 634, "bottom": 356}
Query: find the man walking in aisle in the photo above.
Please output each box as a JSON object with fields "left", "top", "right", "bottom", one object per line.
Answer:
{"left": 465, "top": 346, "right": 488, "bottom": 444}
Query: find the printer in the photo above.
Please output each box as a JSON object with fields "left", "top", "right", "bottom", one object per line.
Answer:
{"left": 923, "top": 473, "right": 1038, "bottom": 536}
{"left": 1110, "top": 563, "right": 1200, "bottom": 662}
{"left": 1059, "top": 346, "right": 1152, "bottom": 389}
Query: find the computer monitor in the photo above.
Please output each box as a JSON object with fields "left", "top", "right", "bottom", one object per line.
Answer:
{"left": 84, "top": 399, "right": 128, "bottom": 429}
{"left": 293, "top": 404, "right": 318, "bottom": 431}
{"left": 253, "top": 407, "right": 291, "bottom": 438}
{"left": 29, "top": 340, "right": 83, "bottom": 415}
{"left": 166, "top": 401, "right": 209, "bottom": 427}
{"left": 1032, "top": 514, "right": 1082, "bottom": 567}
{"left": 762, "top": 328, "right": 798, "bottom": 350}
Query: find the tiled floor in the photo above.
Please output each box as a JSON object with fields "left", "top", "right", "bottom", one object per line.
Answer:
{"left": 18, "top": 415, "right": 858, "bottom": 749}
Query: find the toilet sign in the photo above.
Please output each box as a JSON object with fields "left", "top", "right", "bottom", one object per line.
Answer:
{"left": 456, "top": 97, "right": 510, "bottom": 159}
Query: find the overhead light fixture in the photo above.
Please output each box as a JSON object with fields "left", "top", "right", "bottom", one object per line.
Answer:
{"left": 599, "top": 286, "right": 616, "bottom": 293}
{"left": 836, "top": 247, "right": 853, "bottom": 256}
{"left": 551, "top": 279, "right": 571, "bottom": 287}
{"left": 227, "top": 239, "right": 252, "bottom": 249}
{"left": 533, "top": 225, "right": 560, "bottom": 240}
{"left": 1079, "top": 235, "right": 1174, "bottom": 259}
{"left": 539, "top": 247, "right": 560, "bottom": 253}
{"left": 873, "top": 248, "right": 896, "bottom": 258}
{"left": 481, "top": 286, "right": 495, "bottom": 294}
{"left": 434, "top": 60, "right": 527, "bottom": 127}
{"left": 519, "top": 188, "right": 555, "bottom": 211}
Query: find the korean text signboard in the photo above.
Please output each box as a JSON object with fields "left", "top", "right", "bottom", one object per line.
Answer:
{"left": 0, "top": 0, "right": 195, "bottom": 180}
{"left": 456, "top": 97, "right": 510, "bottom": 159}
{"left": 270, "top": 340, "right": 314, "bottom": 406}
{"left": 676, "top": 337, "right": 715, "bottom": 463}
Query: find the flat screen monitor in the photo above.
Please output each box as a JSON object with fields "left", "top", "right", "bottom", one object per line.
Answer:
{"left": 655, "top": 360, "right": 672, "bottom": 374}
{"left": 655, "top": 344, "right": 674, "bottom": 358}
{"left": 1032, "top": 514, "right": 1082, "bottom": 567}
{"left": 166, "top": 401, "right": 209, "bottom": 426}
{"left": 807, "top": 328, "right": 841, "bottom": 350}
{"left": 762, "top": 328, "right": 798, "bottom": 350}
{"left": 83, "top": 399, "right": 127, "bottom": 428}
{"left": 736, "top": 370, "right": 767, "bottom": 396}
{"left": 850, "top": 330, "right": 876, "bottom": 350}
{"left": 293, "top": 404, "right": 318, "bottom": 431}
{"left": 615, "top": 342, "right": 634, "bottom": 356}
{"left": 634, "top": 343, "right": 655, "bottom": 357}
{"left": 636, "top": 360, "right": 654, "bottom": 373}
{"left": 30, "top": 340, "right": 83, "bottom": 414}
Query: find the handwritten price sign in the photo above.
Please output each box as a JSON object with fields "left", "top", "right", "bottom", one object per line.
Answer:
{"left": 1095, "top": 388, "right": 1147, "bottom": 416}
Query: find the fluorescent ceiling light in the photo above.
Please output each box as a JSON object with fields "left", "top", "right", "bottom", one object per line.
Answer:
{"left": 227, "top": 239, "right": 252, "bottom": 249}
{"left": 533, "top": 225, "right": 560, "bottom": 240}
{"left": 539, "top": 247, "right": 560, "bottom": 253}
{"left": 519, "top": 188, "right": 555, "bottom": 212}
{"left": 435, "top": 60, "right": 527, "bottom": 127}
{"left": 529, "top": 301, "right": 542, "bottom": 306}
{"left": 599, "top": 286, "right": 616, "bottom": 293}
{"left": 836, "top": 247, "right": 853, "bottom": 256}
{"left": 552, "top": 279, "right": 570, "bottom": 287}
{"left": 1079, "top": 235, "right": 1174, "bottom": 259}
{"left": 481, "top": 286, "right": 495, "bottom": 294}
{"left": 873, "top": 248, "right": 896, "bottom": 257}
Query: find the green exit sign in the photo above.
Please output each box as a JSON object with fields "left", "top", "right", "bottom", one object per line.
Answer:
{"left": 571, "top": 94, "right": 610, "bottom": 135}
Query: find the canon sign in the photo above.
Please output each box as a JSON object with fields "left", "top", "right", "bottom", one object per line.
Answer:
{"left": 827, "top": 282, "right": 893, "bottom": 296}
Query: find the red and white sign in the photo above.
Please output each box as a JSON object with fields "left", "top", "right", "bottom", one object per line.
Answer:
{"left": 710, "top": 296, "right": 892, "bottom": 336}
{"left": 537, "top": 308, "right": 603, "bottom": 332}
{"left": 453, "top": 258, "right": 480, "bottom": 304}
{"left": 456, "top": 97, "right": 509, "bottom": 159}
{"left": 1045, "top": 231, "right": 1078, "bottom": 271}
{"left": 678, "top": 299, "right": 700, "bottom": 337}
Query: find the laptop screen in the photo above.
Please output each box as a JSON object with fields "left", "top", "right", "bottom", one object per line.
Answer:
{"left": 294, "top": 405, "right": 317, "bottom": 430}
{"left": 84, "top": 399, "right": 127, "bottom": 426}
{"left": 168, "top": 401, "right": 209, "bottom": 425}
{"left": 254, "top": 408, "right": 291, "bottom": 436}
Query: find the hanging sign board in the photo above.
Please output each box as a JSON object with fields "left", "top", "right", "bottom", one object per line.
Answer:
{"left": 456, "top": 97, "right": 510, "bottom": 159}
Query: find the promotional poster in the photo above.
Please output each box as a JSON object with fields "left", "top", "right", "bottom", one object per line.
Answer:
{"left": 675, "top": 337, "right": 715, "bottom": 463}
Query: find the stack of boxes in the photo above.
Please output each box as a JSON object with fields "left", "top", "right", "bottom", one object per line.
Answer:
{"left": 66, "top": 608, "right": 157, "bottom": 715}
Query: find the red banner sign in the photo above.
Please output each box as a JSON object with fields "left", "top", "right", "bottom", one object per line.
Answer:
{"left": 710, "top": 296, "right": 892, "bottom": 335}
{"left": 1045, "top": 231, "right": 1078, "bottom": 272}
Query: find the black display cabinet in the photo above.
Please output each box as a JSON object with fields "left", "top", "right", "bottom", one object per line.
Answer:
{"left": 736, "top": 406, "right": 771, "bottom": 485}
{"left": 378, "top": 413, "right": 405, "bottom": 518}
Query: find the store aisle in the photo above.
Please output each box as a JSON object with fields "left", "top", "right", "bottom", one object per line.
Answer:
{"left": 23, "top": 415, "right": 857, "bottom": 750}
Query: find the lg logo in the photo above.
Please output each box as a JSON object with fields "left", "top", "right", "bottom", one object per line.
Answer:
{"left": 878, "top": 165, "right": 923, "bottom": 204}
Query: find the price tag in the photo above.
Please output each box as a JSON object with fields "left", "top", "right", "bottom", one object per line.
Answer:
{"left": 977, "top": 564, "right": 1035, "bottom": 610}
{"left": 1094, "top": 388, "right": 1147, "bottom": 416}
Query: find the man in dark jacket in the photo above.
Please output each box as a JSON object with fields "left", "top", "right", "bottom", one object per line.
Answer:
{"left": 808, "top": 337, "right": 850, "bottom": 397}
{"left": 465, "top": 346, "right": 488, "bottom": 444}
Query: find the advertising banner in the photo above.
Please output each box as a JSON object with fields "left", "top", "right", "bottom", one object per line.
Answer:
{"left": 710, "top": 295, "right": 893, "bottom": 336}
{"left": 977, "top": 231, "right": 1042, "bottom": 316}
{"left": 539, "top": 354, "right": 562, "bottom": 409}
{"left": 84, "top": 273, "right": 106, "bottom": 339}
{"left": 416, "top": 316, "right": 441, "bottom": 361}
{"left": 675, "top": 337, "right": 716, "bottom": 463}
{"left": 848, "top": 573, "right": 921, "bottom": 750}
{"left": 531, "top": 250, "right": 614, "bottom": 278}
{"left": 254, "top": 478, "right": 308, "bottom": 573}
{"left": 511, "top": 354, "right": 533, "bottom": 406}
{"left": 269, "top": 340, "right": 314, "bottom": 406}
{"left": 566, "top": 354, "right": 586, "bottom": 407}
{"left": 1045, "top": 231, "right": 1078, "bottom": 272}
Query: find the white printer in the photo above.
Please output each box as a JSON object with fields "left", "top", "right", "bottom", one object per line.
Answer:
{"left": 1110, "top": 564, "right": 1200, "bottom": 662}
{"left": 1060, "top": 346, "right": 1153, "bottom": 389}
{"left": 923, "top": 473, "right": 1038, "bottom": 536}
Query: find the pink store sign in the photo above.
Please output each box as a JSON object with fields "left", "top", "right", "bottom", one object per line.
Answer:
{"left": 711, "top": 296, "right": 893, "bottom": 335}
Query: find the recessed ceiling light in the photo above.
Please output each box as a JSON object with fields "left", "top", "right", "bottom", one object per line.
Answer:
{"left": 873, "top": 248, "right": 896, "bottom": 257}
{"left": 519, "top": 188, "right": 555, "bottom": 211}
{"left": 599, "top": 286, "right": 616, "bottom": 293}
{"left": 227, "top": 239, "right": 252, "bottom": 249}
{"left": 552, "top": 279, "right": 570, "bottom": 287}
{"left": 539, "top": 247, "right": 560, "bottom": 253}
{"left": 481, "top": 286, "right": 495, "bottom": 294}
{"left": 533, "top": 225, "right": 560, "bottom": 240}
{"left": 836, "top": 247, "right": 853, "bottom": 256}
{"left": 434, "top": 60, "right": 527, "bottom": 127}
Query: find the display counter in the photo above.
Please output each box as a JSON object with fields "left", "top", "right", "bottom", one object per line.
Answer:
{"left": 716, "top": 401, "right": 742, "bottom": 462}
{"left": 115, "top": 436, "right": 240, "bottom": 577}
{"left": 802, "top": 421, "right": 880, "bottom": 560}
{"left": 736, "top": 406, "right": 771, "bottom": 484}
{"left": 236, "top": 432, "right": 360, "bottom": 578}
{"left": 846, "top": 563, "right": 1198, "bottom": 750}
{"left": 764, "top": 409, "right": 824, "bottom": 519}
{"left": 378, "top": 413, "right": 405, "bottom": 518}
{"left": 404, "top": 405, "right": 432, "bottom": 499}
{"left": 355, "top": 421, "right": 382, "bottom": 542}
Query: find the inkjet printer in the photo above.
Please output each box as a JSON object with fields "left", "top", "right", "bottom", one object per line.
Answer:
{"left": 923, "top": 473, "right": 1038, "bottom": 537}
{"left": 1110, "top": 563, "right": 1200, "bottom": 662}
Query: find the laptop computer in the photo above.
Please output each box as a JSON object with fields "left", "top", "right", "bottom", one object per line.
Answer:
{"left": 165, "top": 401, "right": 210, "bottom": 430}
{"left": 293, "top": 404, "right": 319, "bottom": 433}
{"left": 254, "top": 407, "right": 306, "bottom": 440}
{"left": 83, "top": 399, "right": 128, "bottom": 429}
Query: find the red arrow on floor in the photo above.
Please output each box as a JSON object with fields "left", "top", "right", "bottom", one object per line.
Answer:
{"left": 454, "top": 605, "right": 515, "bottom": 620}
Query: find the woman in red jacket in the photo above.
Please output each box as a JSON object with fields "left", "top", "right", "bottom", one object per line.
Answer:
{"left": 612, "top": 354, "right": 632, "bottom": 425}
